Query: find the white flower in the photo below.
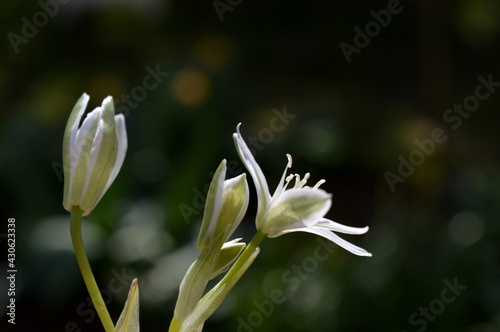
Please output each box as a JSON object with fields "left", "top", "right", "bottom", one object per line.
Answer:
{"left": 233, "top": 124, "right": 371, "bottom": 257}
{"left": 62, "top": 93, "right": 127, "bottom": 216}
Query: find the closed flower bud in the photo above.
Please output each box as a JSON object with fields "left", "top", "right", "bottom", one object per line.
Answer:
{"left": 197, "top": 160, "right": 249, "bottom": 250}
{"left": 62, "top": 93, "right": 127, "bottom": 216}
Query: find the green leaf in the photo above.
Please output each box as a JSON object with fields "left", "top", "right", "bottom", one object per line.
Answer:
{"left": 116, "top": 278, "right": 140, "bottom": 332}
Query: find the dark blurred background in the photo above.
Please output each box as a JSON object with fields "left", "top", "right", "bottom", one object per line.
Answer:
{"left": 1, "top": 0, "right": 500, "bottom": 331}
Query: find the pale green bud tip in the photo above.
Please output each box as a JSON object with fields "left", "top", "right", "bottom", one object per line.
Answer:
{"left": 198, "top": 160, "right": 227, "bottom": 250}
{"left": 198, "top": 161, "right": 249, "bottom": 250}
{"left": 62, "top": 93, "right": 128, "bottom": 216}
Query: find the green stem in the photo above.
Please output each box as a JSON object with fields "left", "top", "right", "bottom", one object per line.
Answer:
{"left": 168, "top": 231, "right": 267, "bottom": 332}
{"left": 70, "top": 207, "right": 115, "bottom": 332}
{"left": 218, "top": 230, "right": 266, "bottom": 284}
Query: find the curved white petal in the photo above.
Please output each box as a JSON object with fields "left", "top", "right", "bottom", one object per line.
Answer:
{"left": 67, "top": 94, "right": 90, "bottom": 145}
{"left": 70, "top": 108, "right": 101, "bottom": 208}
{"left": 79, "top": 98, "right": 118, "bottom": 215}
{"left": 105, "top": 113, "right": 128, "bottom": 191}
{"left": 233, "top": 124, "right": 271, "bottom": 221}
{"left": 74, "top": 107, "right": 101, "bottom": 161}
{"left": 67, "top": 94, "right": 90, "bottom": 172}
{"left": 317, "top": 218, "right": 370, "bottom": 235}
{"left": 274, "top": 226, "right": 372, "bottom": 257}
{"left": 87, "top": 114, "right": 106, "bottom": 176}
{"left": 266, "top": 187, "right": 331, "bottom": 223}
{"left": 261, "top": 188, "right": 331, "bottom": 235}
{"left": 63, "top": 93, "right": 90, "bottom": 211}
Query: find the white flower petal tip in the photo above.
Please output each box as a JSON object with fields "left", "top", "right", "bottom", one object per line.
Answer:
{"left": 62, "top": 93, "right": 127, "bottom": 216}
{"left": 234, "top": 123, "right": 371, "bottom": 258}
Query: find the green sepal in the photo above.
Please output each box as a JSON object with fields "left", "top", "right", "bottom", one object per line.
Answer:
{"left": 116, "top": 278, "right": 140, "bottom": 332}
{"left": 210, "top": 239, "right": 246, "bottom": 280}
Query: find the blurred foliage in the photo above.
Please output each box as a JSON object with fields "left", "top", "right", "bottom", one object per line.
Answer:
{"left": 1, "top": 0, "right": 500, "bottom": 331}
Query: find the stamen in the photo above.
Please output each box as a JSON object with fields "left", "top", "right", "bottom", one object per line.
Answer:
{"left": 293, "top": 174, "right": 301, "bottom": 188}
{"left": 299, "top": 173, "right": 310, "bottom": 187}
{"left": 286, "top": 154, "right": 292, "bottom": 168}
{"left": 313, "top": 179, "right": 326, "bottom": 189}
{"left": 284, "top": 174, "right": 294, "bottom": 189}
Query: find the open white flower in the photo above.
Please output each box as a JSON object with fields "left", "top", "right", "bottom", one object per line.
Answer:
{"left": 233, "top": 123, "right": 371, "bottom": 257}
{"left": 63, "top": 93, "right": 127, "bottom": 216}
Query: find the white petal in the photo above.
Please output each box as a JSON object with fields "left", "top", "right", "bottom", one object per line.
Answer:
{"left": 104, "top": 113, "right": 127, "bottom": 192}
{"left": 74, "top": 107, "right": 100, "bottom": 158}
{"left": 79, "top": 99, "right": 118, "bottom": 215}
{"left": 233, "top": 123, "right": 271, "bottom": 221}
{"left": 80, "top": 109, "right": 105, "bottom": 199}
{"left": 274, "top": 226, "right": 372, "bottom": 257}
{"left": 259, "top": 188, "right": 331, "bottom": 236}
{"left": 63, "top": 93, "right": 89, "bottom": 210}
{"left": 70, "top": 107, "right": 101, "bottom": 208}
{"left": 68, "top": 95, "right": 89, "bottom": 171}
{"left": 317, "top": 218, "right": 370, "bottom": 235}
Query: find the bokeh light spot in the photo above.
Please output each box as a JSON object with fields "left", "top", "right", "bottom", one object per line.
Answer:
{"left": 170, "top": 68, "right": 211, "bottom": 108}
{"left": 448, "top": 211, "right": 484, "bottom": 246}
{"left": 297, "top": 120, "right": 345, "bottom": 166}
{"left": 194, "top": 34, "right": 234, "bottom": 71}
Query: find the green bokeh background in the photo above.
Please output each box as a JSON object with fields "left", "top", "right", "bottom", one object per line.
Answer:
{"left": 1, "top": 0, "right": 500, "bottom": 331}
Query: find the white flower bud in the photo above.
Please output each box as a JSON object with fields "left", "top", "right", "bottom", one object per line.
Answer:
{"left": 62, "top": 93, "right": 127, "bottom": 216}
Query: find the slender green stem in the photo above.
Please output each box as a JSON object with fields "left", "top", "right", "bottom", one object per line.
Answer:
{"left": 218, "top": 230, "right": 266, "bottom": 284}
{"left": 70, "top": 207, "right": 115, "bottom": 332}
{"left": 168, "top": 231, "right": 267, "bottom": 332}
